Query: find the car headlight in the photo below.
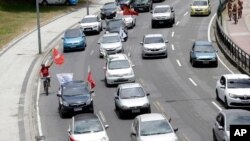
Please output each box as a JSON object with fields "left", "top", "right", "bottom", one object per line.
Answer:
{"left": 229, "top": 93, "right": 238, "bottom": 98}
{"left": 143, "top": 47, "right": 150, "bottom": 51}
{"left": 63, "top": 101, "right": 69, "bottom": 106}
{"left": 115, "top": 45, "right": 122, "bottom": 50}
{"left": 121, "top": 105, "right": 129, "bottom": 109}
{"left": 160, "top": 46, "right": 167, "bottom": 50}
{"left": 101, "top": 137, "right": 109, "bottom": 141}
{"left": 128, "top": 71, "right": 134, "bottom": 76}
{"left": 106, "top": 72, "right": 112, "bottom": 77}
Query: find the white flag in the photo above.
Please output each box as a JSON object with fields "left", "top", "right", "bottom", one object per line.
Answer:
{"left": 56, "top": 73, "right": 73, "bottom": 85}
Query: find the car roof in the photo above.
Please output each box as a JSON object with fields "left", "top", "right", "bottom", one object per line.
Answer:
{"left": 74, "top": 113, "right": 98, "bottom": 121}
{"left": 62, "top": 80, "right": 87, "bottom": 87}
{"left": 145, "top": 34, "right": 163, "bottom": 38}
{"left": 103, "top": 33, "right": 120, "bottom": 37}
{"left": 194, "top": 41, "right": 212, "bottom": 46}
{"left": 107, "top": 54, "right": 128, "bottom": 61}
{"left": 155, "top": 5, "right": 170, "bottom": 8}
{"left": 104, "top": 2, "right": 116, "bottom": 5}
{"left": 119, "top": 83, "right": 142, "bottom": 89}
{"left": 221, "top": 109, "right": 250, "bottom": 118}
{"left": 138, "top": 113, "right": 166, "bottom": 122}
{"left": 83, "top": 15, "right": 98, "bottom": 18}
{"left": 222, "top": 74, "right": 250, "bottom": 79}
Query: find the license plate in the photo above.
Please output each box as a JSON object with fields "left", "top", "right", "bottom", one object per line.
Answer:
{"left": 74, "top": 108, "right": 82, "bottom": 111}
{"left": 132, "top": 109, "right": 140, "bottom": 113}
{"left": 241, "top": 100, "right": 250, "bottom": 103}
{"left": 85, "top": 28, "right": 92, "bottom": 31}
{"left": 139, "top": 8, "right": 143, "bottom": 11}
{"left": 159, "top": 21, "right": 164, "bottom": 24}
{"left": 203, "top": 61, "right": 209, "bottom": 64}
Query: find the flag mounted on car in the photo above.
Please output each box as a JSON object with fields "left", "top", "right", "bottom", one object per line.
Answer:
{"left": 87, "top": 66, "right": 96, "bottom": 90}
{"left": 52, "top": 48, "right": 64, "bottom": 65}
{"left": 123, "top": 5, "right": 139, "bottom": 16}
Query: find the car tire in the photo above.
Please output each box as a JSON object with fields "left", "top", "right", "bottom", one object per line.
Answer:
{"left": 58, "top": 105, "right": 65, "bottom": 118}
{"left": 224, "top": 97, "right": 229, "bottom": 109}
{"left": 147, "top": 107, "right": 151, "bottom": 113}
{"left": 213, "top": 61, "right": 218, "bottom": 68}
{"left": 191, "top": 59, "right": 196, "bottom": 67}
{"left": 151, "top": 21, "right": 156, "bottom": 28}
{"left": 213, "top": 130, "right": 218, "bottom": 141}
{"left": 119, "top": 109, "right": 124, "bottom": 119}
{"left": 124, "top": 37, "right": 128, "bottom": 42}
{"left": 105, "top": 78, "right": 110, "bottom": 87}
{"left": 41, "top": 0, "right": 48, "bottom": 6}
{"left": 216, "top": 89, "right": 220, "bottom": 101}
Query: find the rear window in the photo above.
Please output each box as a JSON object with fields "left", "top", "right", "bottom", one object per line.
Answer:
{"left": 65, "top": 29, "right": 81, "bottom": 38}
{"left": 154, "top": 7, "right": 170, "bottom": 13}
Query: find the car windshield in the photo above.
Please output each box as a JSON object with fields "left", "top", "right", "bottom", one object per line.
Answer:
{"left": 107, "top": 20, "right": 123, "bottom": 29}
{"left": 65, "top": 29, "right": 81, "bottom": 38}
{"left": 108, "top": 60, "right": 130, "bottom": 69}
{"left": 144, "top": 37, "right": 164, "bottom": 44}
{"left": 193, "top": 1, "right": 208, "bottom": 6}
{"left": 81, "top": 17, "right": 98, "bottom": 23}
{"left": 226, "top": 115, "right": 250, "bottom": 130}
{"left": 119, "top": 0, "right": 129, "bottom": 2}
{"left": 104, "top": 3, "right": 116, "bottom": 9}
{"left": 74, "top": 118, "right": 103, "bottom": 134}
{"left": 140, "top": 120, "right": 173, "bottom": 136}
{"left": 227, "top": 79, "right": 250, "bottom": 88}
{"left": 154, "top": 7, "right": 170, "bottom": 13}
{"left": 194, "top": 45, "right": 215, "bottom": 52}
{"left": 134, "top": 0, "right": 148, "bottom": 2}
{"left": 120, "top": 87, "right": 145, "bottom": 99}
{"left": 101, "top": 35, "right": 121, "bottom": 43}
{"left": 63, "top": 83, "right": 89, "bottom": 96}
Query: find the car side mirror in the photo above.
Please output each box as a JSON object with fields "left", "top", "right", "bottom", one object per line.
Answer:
{"left": 131, "top": 132, "right": 136, "bottom": 136}
{"left": 68, "top": 127, "right": 71, "bottom": 134}
{"left": 174, "top": 128, "right": 178, "bottom": 132}
{"left": 171, "top": 7, "right": 174, "bottom": 12}
{"left": 169, "top": 118, "right": 172, "bottom": 122}
{"left": 220, "top": 85, "right": 225, "bottom": 89}
{"left": 103, "top": 66, "right": 106, "bottom": 70}
{"left": 140, "top": 42, "right": 143, "bottom": 45}
{"left": 165, "top": 40, "right": 169, "bottom": 43}
{"left": 105, "top": 124, "right": 109, "bottom": 129}
{"left": 146, "top": 93, "right": 150, "bottom": 96}
{"left": 150, "top": 11, "right": 153, "bottom": 13}
{"left": 218, "top": 125, "right": 224, "bottom": 130}
{"left": 131, "top": 64, "right": 135, "bottom": 67}
{"left": 115, "top": 96, "right": 119, "bottom": 99}
{"left": 90, "top": 90, "right": 94, "bottom": 94}
{"left": 61, "top": 37, "right": 64, "bottom": 40}
{"left": 103, "top": 27, "right": 106, "bottom": 30}
{"left": 57, "top": 94, "right": 61, "bottom": 97}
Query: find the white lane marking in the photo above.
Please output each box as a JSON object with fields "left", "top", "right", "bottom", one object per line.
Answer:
{"left": 99, "top": 111, "right": 106, "bottom": 122}
{"left": 171, "top": 44, "right": 175, "bottom": 50}
{"left": 212, "top": 101, "right": 222, "bottom": 111}
{"left": 175, "top": 21, "right": 180, "bottom": 26}
{"left": 90, "top": 50, "right": 94, "bottom": 56}
{"left": 171, "top": 32, "right": 175, "bottom": 37}
{"left": 208, "top": 14, "right": 234, "bottom": 74}
{"left": 36, "top": 80, "right": 43, "bottom": 137}
{"left": 189, "top": 78, "right": 197, "bottom": 86}
{"left": 184, "top": 12, "right": 188, "bottom": 16}
{"left": 128, "top": 52, "right": 131, "bottom": 57}
{"left": 153, "top": 102, "right": 160, "bottom": 111}
{"left": 176, "top": 60, "right": 182, "bottom": 67}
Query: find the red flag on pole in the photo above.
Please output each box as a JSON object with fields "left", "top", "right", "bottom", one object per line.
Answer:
{"left": 123, "top": 5, "right": 139, "bottom": 16}
{"left": 52, "top": 48, "right": 64, "bottom": 65}
{"left": 87, "top": 66, "right": 96, "bottom": 89}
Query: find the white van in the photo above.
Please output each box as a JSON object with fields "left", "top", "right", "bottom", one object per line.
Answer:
{"left": 39, "top": 0, "right": 79, "bottom": 5}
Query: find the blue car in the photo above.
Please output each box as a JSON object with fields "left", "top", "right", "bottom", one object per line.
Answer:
{"left": 62, "top": 28, "right": 86, "bottom": 52}
{"left": 190, "top": 41, "right": 218, "bottom": 67}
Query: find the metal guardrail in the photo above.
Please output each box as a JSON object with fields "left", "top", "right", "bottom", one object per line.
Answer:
{"left": 215, "top": 0, "right": 250, "bottom": 74}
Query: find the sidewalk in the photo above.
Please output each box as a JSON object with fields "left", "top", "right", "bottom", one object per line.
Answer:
{"left": 0, "top": 0, "right": 111, "bottom": 141}
{"left": 222, "top": 0, "right": 250, "bottom": 54}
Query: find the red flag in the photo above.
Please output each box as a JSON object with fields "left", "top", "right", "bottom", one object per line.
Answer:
{"left": 52, "top": 48, "right": 64, "bottom": 65}
{"left": 87, "top": 67, "right": 96, "bottom": 89}
{"left": 123, "top": 6, "right": 139, "bottom": 16}
{"left": 69, "top": 135, "right": 76, "bottom": 141}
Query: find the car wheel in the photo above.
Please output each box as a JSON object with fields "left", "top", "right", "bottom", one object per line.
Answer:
{"left": 105, "top": 78, "right": 110, "bottom": 87}
{"left": 89, "top": 106, "right": 94, "bottom": 113}
{"left": 213, "top": 61, "right": 218, "bottom": 68}
{"left": 215, "top": 89, "right": 220, "bottom": 101}
{"left": 58, "top": 105, "right": 65, "bottom": 118}
{"left": 119, "top": 109, "right": 124, "bottom": 119}
{"left": 101, "top": 16, "right": 105, "bottom": 20}
{"left": 224, "top": 97, "right": 229, "bottom": 109}
{"left": 147, "top": 107, "right": 151, "bottom": 113}
{"left": 41, "top": 0, "right": 48, "bottom": 6}
{"left": 213, "top": 130, "right": 218, "bottom": 141}
{"left": 64, "top": 0, "right": 70, "bottom": 5}
{"left": 191, "top": 59, "right": 196, "bottom": 67}
{"left": 124, "top": 36, "right": 128, "bottom": 42}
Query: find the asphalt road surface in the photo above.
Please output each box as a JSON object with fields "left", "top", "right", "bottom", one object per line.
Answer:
{"left": 39, "top": 0, "right": 240, "bottom": 141}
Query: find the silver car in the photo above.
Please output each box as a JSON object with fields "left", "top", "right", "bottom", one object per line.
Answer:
{"left": 213, "top": 109, "right": 250, "bottom": 141}
{"left": 131, "top": 113, "right": 178, "bottom": 141}
{"left": 140, "top": 34, "right": 168, "bottom": 58}
{"left": 116, "top": 12, "right": 136, "bottom": 29}
{"left": 98, "top": 33, "right": 124, "bottom": 57}
{"left": 114, "top": 83, "right": 151, "bottom": 118}
{"left": 151, "top": 5, "right": 175, "bottom": 28}
{"left": 104, "top": 54, "right": 135, "bottom": 86}
{"left": 79, "top": 15, "right": 102, "bottom": 34}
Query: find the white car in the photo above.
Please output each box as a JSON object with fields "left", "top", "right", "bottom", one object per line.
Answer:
{"left": 104, "top": 54, "right": 135, "bottom": 86}
{"left": 131, "top": 113, "right": 178, "bottom": 141}
{"left": 79, "top": 15, "right": 102, "bottom": 34}
{"left": 116, "top": 12, "right": 136, "bottom": 29}
{"left": 140, "top": 34, "right": 168, "bottom": 58}
{"left": 98, "top": 33, "right": 124, "bottom": 57}
{"left": 68, "top": 113, "right": 109, "bottom": 141}
{"left": 216, "top": 74, "right": 250, "bottom": 108}
{"left": 151, "top": 5, "right": 175, "bottom": 28}
{"left": 114, "top": 83, "right": 151, "bottom": 118}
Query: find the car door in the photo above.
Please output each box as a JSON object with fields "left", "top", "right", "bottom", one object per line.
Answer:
{"left": 217, "top": 76, "right": 226, "bottom": 101}
{"left": 115, "top": 87, "right": 122, "bottom": 108}
{"left": 190, "top": 44, "right": 195, "bottom": 59}
{"left": 214, "top": 113, "right": 225, "bottom": 141}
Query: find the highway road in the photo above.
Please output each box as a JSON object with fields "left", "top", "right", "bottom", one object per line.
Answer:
{"left": 39, "top": 0, "right": 240, "bottom": 141}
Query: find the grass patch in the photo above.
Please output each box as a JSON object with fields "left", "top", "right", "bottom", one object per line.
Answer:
{"left": 0, "top": 0, "right": 86, "bottom": 49}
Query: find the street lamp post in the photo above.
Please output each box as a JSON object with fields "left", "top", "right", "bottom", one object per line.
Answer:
{"left": 87, "top": 0, "right": 89, "bottom": 15}
{"left": 36, "top": 0, "right": 42, "bottom": 54}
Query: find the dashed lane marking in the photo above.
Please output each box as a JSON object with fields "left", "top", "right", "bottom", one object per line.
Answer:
{"left": 171, "top": 44, "right": 175, "bottom": 50}
{"left": 212, "top": 101, "right": 222, "bottom": 111}
{"left": 90, "top": 50, "right": 94, "bottom": 56}
{"left": 171, "top": 32, "right": 175, "bottom": 37}
{"left": 184, "top": 12, "right": 188, "bottom": 16}
{"left": 176, "top": 21, "right": 180, "bottom": 26}
{"left": 176, "top": 60, "right": 182, "bottom": 67}
{"left": 99, "top": 111, "right": 106, "bottom": 122}
{"left": 188, "top": 78, "right": 197, "bottom": 86}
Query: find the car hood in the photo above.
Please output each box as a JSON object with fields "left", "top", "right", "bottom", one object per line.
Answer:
{"left": 72, "top": 131, "right": 108, "bottom": 141}
{"left": 123, "top": 16, "right": 133, "bottom": 22}
{"left": 62, "top": 94, "right": 90, "bottom": 104}
{"left": 80, "top": 22, "right": 99, "bottom": 27}
{"left": 191, "top": 5, "right": 209, "bottom": 9}
{"left": 108, "top": 68, "right": 133, "bottom": 75}
{"left": 227, "top": 88, "right": 250, "bottom": 96}
{"left": 64, "top": 37, "right": 83, "bottom": 44}
{"left": 153, "top": 13, "right": 171, "bottom": 17}
{"left": 101, "top": 42, "right": 122, "bottom": 49}
{"left": 107, "top": 27, "right": 120, "bottom": 33}
{"left": 103, "top": 8, "right": 116, "bottom": 12}
{"left": 140, "top": 133, "right": 177, "bottom": 141}
{"left": 120, "top": 97, "right": 149, "bottom": 107}
{"left": 144, "top": 43, "right": 166, "bottom": 49}
{"left": 194, "top": 52, "right": 216, "bottom": 59}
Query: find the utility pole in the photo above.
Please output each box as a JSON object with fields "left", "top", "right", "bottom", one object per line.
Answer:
{"left": 36, "top": 0, "right": 42, "bottom": 54}
{"left": 87, "top": 0, "right": 89, "bottom": 15}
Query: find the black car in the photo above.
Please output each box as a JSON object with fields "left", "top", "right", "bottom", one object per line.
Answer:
{"left": 132, "top": 0, "right": 153, "bottom": 12}
{"left": 57, "top": 81, "right": 94, "bottom": 117}
{"left": 100, "top": 2, "right": 118, "bottom": 20}
{"left": 105, "top": 19, "right": 128, "bottom": 41}
{"left": 190, "top": 41, "right": 218, "bottom": 67}
{"left": 116, "top": 0, "right": 133, "bottom": 9}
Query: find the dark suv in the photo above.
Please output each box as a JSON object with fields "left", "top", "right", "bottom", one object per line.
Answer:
{"left": 100, "top": 2, "right": 118, "bottom": 20}
{"left": 57, "top": 81, "right": 94, "bottom": 117}
{"left": 105, "top": 19, "right": 128, "bottom": 41}
{"left": 132, "top": 0, "right": 153, "bottom": 12}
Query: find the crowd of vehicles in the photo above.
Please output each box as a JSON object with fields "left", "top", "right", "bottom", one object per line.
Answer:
{"left": 54, "top": 0, "right": 250, "bottom": 140}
